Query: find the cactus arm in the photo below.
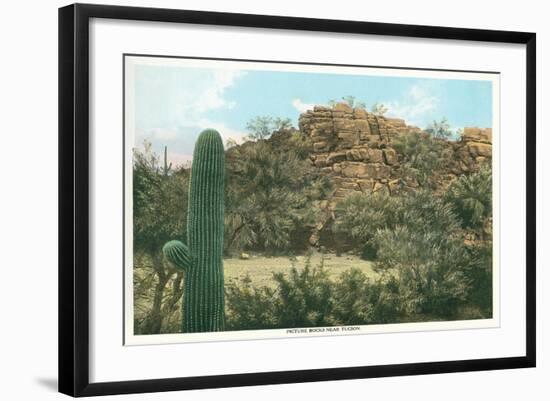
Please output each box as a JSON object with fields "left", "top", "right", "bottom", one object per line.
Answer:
{"left": 163, "top": 240, "right": 192, "bottom": 271}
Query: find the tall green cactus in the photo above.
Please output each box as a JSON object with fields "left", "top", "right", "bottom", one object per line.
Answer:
{"left": 163, "top": 129, "right": 225, "bottom": 333}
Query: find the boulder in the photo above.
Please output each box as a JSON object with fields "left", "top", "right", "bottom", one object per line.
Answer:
{"left": 346, "top": 148, "right": 363, "bottom": 161}
{"left": 341, "top": 162, "right": 371, "bottom": 178}
{"left": 467, "top": 142, "right": 492, "bottom": 157}
{"left": 313, "top": 141, "right": 328, "bottom": 152}
{"left": 373, "top": 182, "right": 389, "bottom": 195}
{"left": 383, "top": 148, "right": 398, "bottom": 165}
{"left": 367, "top": 149, "right": 384, "bottom": 163}
{"left": 353, "top": 108, "right": 368, "bottom": 119}
{"left": 313, "top": 154, "right": 328, "bottom": 167}
{"left": 334, "top": 118, "right": 357, "bottom": 131}
{"left": 356, "top": 179, "right": 374, "bottom": 193}
{"left": 337, "top": 131, "right": 359, "bottom": 148}
{"left": 327, "top": 152, "right": 347, "bottom": 164}
{"left": 354, "top": 119, "right": 371, "bottom": 135}
{"left": 333, "top": 102, "right": 353, "bottom": 113}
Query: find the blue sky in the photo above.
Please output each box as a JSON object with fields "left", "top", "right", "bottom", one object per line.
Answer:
{"left": 132, "top": 63, "right": 493, "bottom": 166}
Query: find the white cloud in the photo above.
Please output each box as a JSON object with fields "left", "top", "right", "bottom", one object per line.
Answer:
{"left": 193, "top": 70, "right": 246, "bottom": 114}
{"left": 384, "top": 85, "right": 439, "bottom": 126}
{"left": 292, "top": 98, "right": 316, "bottom": 113}
{"left": 136, "top": 68, "right": 248, "bottom": 155}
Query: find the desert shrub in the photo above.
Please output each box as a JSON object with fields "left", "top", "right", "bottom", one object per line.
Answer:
{"left": 332, "top": 269, "right": 403, "bottom": 324}
{"left": 361, "top": 242, "right": 378, "bottom": 261}
{"left": 226, "top": 260, "right": 406, "bottom": 331}
{"left": 225, "top": 259, "right": 334, "bottom": 330}
{"left": 445, "top": 164, "right": 492, "bottom": 233}
{"left": 330, "top": 268, "right": 373, "bottom": 324}
{"left": 332, "top": 187, "right": 493, "bottom": 319}
{"left": 271, "top": 260, "right": 334, "bottom": 328}
{"left": 425, "top": 117, "right": 453, "bottom": 139}
{"left": 462, "top": 240, "right": 493, "bottom": 315}
{"left": 133, "top": 142, "right": 189, "bottom": 334}
{"left": 332, "top": 192, "right": 400, "bottom": 258}
{"left": 373, "top": 225, "right": 471, "bottom": 318}
{"left": 334, "top": 190, "right": 460, "bottom": 260}
{"left": 369, "top": 192, "right": 476, "bottom": 318}
{"left": 224, "top": 140, "right": 331, "bottom": 255}
{"left": 392, "top": 130, "right": 453, "bottom": 189}
{"left": 225, "top": 275, "right": 278, "bottom": 330}
{"left": 246, "top": 116, "right": 293, "bottom": 140}
{"left": 333, "top": 192, "right": 400, "bottom": 242}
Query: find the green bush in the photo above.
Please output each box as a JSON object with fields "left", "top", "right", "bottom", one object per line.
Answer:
{"left": 224, "top": 139, "right": 331, "bottom": 255}
{"left": 333, "top": 189, "right": 492, "bottom": 319}
{"left": 392, "top": 131, "right": 453, "bottom": 189}
{"left": 334, "top": 190, "right": 461, "bottom": 261}
{"left": 445, "top": 164, "right": 492, "bottom": 233}
{"left": 225, "top": 275, "right": 278, "bottom": 330}
{"left": 373, "top": 225, "right": 471, "bottom": 318}
{"left": 226, "top": 260, "right": 405, "bottom": 330}
{"left": 271, "top": 260, "right": 334, "bottom": 328}
{"left": 332, "top": 192, "right": 399, "bottom": 258}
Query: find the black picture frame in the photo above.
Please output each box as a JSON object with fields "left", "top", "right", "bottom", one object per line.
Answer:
{"left": 58, "top": 3, "right": 536, "bottom": 397}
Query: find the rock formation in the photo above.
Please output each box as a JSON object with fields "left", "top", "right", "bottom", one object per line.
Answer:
{"left": 298, "top": 102, "right": 492, "bottom": 247}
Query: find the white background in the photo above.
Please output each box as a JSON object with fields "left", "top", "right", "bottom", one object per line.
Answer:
{"left": 0, "top": 0, "right": 546, "bottom": 399}
{"left": 94, "top": 21, "right": 513, "bottom": 382}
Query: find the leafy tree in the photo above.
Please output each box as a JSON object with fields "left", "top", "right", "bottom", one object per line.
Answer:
{"left": 133, "top": 141, "right": 189, "bottom": 334}
{"left": 342, "top": 95, "right": 366, "bottom": 108}
{"left": 371, "top": 102, "right": 388, "bottom": 116}
{"left": 330, "top": 96, "right": 366, "bottom": 108}
{"left": 425, "top": 117, "right": 453, "bottom": 139}
{"left": 245, "top": 116, "right": 293, "bottom": 140}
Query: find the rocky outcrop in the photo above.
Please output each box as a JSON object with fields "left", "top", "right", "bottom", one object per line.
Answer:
{"left": 298, "top": 103, "right": 492, "bottom": 247}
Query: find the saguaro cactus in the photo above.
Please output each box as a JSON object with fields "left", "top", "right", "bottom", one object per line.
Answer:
{"left": 163, "top": 129, "right": 225, "bottom": 333}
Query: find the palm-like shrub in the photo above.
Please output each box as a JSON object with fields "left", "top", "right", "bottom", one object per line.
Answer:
{"left": 333, "top": 192, "right": 400, "bottom": 242}
{"left": 392, "top": 131, "right": 453, "bottom": 189}
{"left": 224, "top": 140, "right": 331, "bottom": 254}
{"left": 445, "top": 164, "right": 492, "bottom": 232}
{"left": 332, "top": 192, "right": 400, "bottom": 259}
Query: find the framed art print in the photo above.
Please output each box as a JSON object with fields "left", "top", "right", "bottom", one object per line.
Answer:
{"left": 58, "top": 3, "right": 536, "bottom": 397}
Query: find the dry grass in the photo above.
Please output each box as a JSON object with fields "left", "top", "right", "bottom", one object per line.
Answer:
{"left": 223, "top": 251, "right": 378, "bottom": 288}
